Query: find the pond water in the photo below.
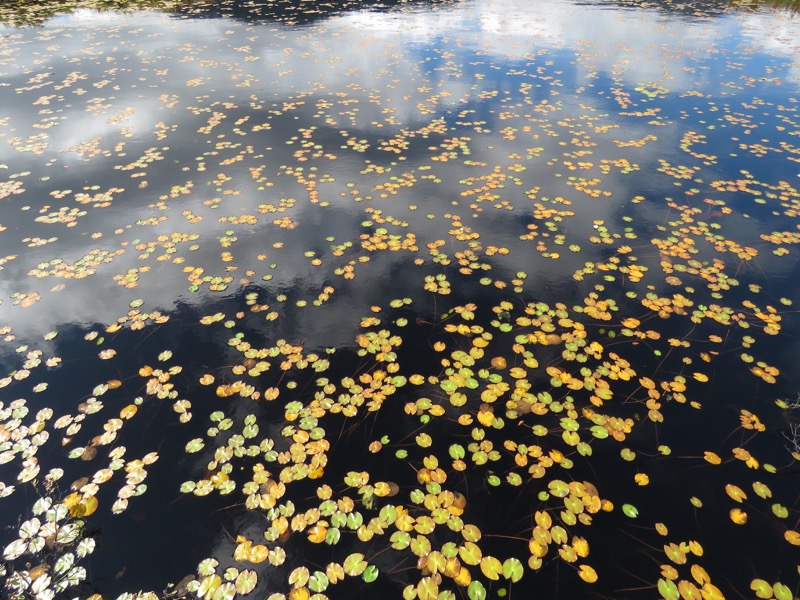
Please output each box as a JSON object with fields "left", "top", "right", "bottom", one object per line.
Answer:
{"left": 1, "top": 0, "right": 800, "bottom": 598}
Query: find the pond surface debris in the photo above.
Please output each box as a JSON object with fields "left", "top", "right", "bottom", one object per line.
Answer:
{"left": 1, "top": 0, "right": 800, "bottom": 598}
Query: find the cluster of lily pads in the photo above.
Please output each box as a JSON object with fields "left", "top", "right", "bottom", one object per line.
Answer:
{"left": 2, "top": 0, "right": 800, "bottom": 598}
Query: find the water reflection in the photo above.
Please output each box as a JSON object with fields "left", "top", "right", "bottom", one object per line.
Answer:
{"left": 170, "top": 0, "right": 461, "bottom": 25}
{"left": 0, "top": 0, "right": 460, "bottom": 27}
{"left": 1, "top": 0, "right": 798, "bottom": 338}
{"left": 1, "top": 0, "right": 800, "bottom": 597}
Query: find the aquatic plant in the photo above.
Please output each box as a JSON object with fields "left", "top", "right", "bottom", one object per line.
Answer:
{"left": 1, "top": 0, "right": 800, "bottom": 598}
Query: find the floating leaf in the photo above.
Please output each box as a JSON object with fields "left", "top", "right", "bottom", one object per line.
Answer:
{"left": 213, "top": 582, "right": 236, "bottom": 600}
{"left": 502, "top": 557, "right": 523, "bottom": 582}
{"left": 308, "top": 571, "right": 328, "bottom": 593}
{"left": 289, "top": 566, "right": 309, "bottom": 589}
{"left": 578, "top": 564, "right": 598, "bottom": 583}
{"left": 234, "top": 570, "right": 257, "bottom": 595}
{"left": 622, "top": 504, "right": 638, "bottom": 518}
{"left": 784, "top": 530, "right": 800, "bottom": 546}
{"left": 773, "top": 582, "right": 793, "bottom": 600}
{"left": 186, "top": 438, "right": 205, "bottom": 453}
{"left": 467, "top": 581, "right": 487, "bottom": 600}
{"left": 664, "top": 543, "right": 687, "bottom": 565}
{"left": 120, "top": 404, "right": 138, "bottom": 419}
{"left": 3, "top": 538, "right": 27, "bottom": 560}
{"left": 343, "top": 553, "right": 367, "bottom": 576}
{"left": 479, "top": 556, "right": 503, "bottom": 580}
{"left": 772, "top": 504, "right": 789, "bottom": 519}
{"left": 725, "top": 484, "right": 747, "bottom": 503}
{"left": 288, "top": 588, "right": 309, "bottom": 600}
{"left": 658, "top": 578, "right": 680, "bottom": 600}
{"left": 750, "top": 579, "right": 773, "bottom": 599}
{"left": 417, "top": 577, "right": 439, "bottom": 600}
{"left": 325, "top": 528, "right": 341, "bottom": 545}
{"left": 362, "top": 564, "right": 379, "bottom": 583}
{"left": 729, "top": 508, "right": 748, "bottom": 525}
{"left": 459, "top": 542, "right": 482, "bottom": 566}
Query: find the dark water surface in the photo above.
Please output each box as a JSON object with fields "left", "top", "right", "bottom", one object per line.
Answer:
{"left": 1, "top": 0, "right": 800, "bottom": 598}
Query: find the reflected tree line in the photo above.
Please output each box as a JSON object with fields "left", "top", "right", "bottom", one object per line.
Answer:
{"left": 0, "top": 0, "right": 457, "bottom": 27}
{"left": 1, "top": 0, "right": 798, "bottom": 28}
{"left": 577, "top": 0, "right": 800, "bottom": 15}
